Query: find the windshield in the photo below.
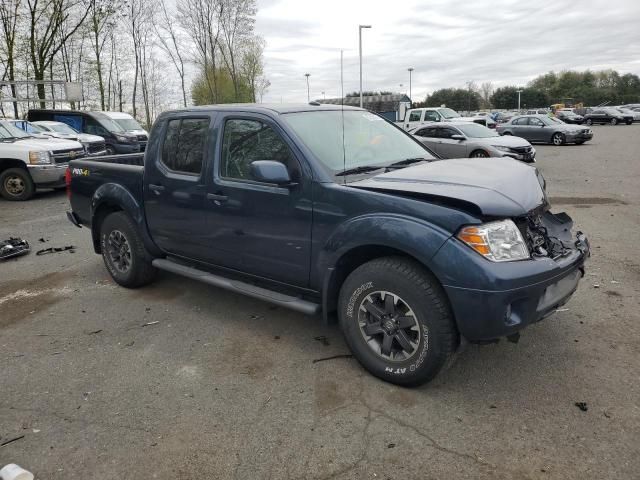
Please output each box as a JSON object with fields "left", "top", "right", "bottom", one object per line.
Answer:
{"left": 51, "top": 123, "right": 78, "bottom": 134}
{"left": 113, "top": 118, "right": 143, "bottom": 131}
{"left": 439, "top": 108, "right": 460, "bottom": 119}
{"left": 455, "top": 123, "right": 499, "bottom": 138}
{"left": 91, "top": 112, "right": 125, "bottom": 132}
{"left": 283, "top": 110, "right": 435, "bottom": 175}
{"left": 0, "top": 121, "right": 31, "bottom": 139}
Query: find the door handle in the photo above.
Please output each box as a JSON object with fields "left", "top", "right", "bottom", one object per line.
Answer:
{"left": 149, "top": 184, "right": 165, "bottom": 195}
{"left": 207, "top": 193, "right": 228, "bottom": 204}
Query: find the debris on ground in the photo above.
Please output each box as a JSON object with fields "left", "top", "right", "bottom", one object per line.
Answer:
{"left": 142, "top": 321, "right": 159, "bottom": 327}
{"left": 0, "top": 238, "right": 30, "bottom": 261}
{"left": 36, "top": 245, "right": 75, "bottom": 256}
{"left": 387, "top": 443, "right": 396, "bottom": 448}
{"left": 0, "top": 435, "right": 25, "bottom": 447}
{"left": 312, "top": 354, "right": 353, "bottom": 364}
{"left": 38, "top": 237, "right": 47, "bottom": 243}
{"left": 0, "top": 463, "right": 34, "bottom": 480}
{"left": 593, "top": 284, "right": 600, "bottom": 288}
{"left": 575, "top": 402, "right": 588, "bottom": 412}
{"left": 124, "top": 341, "right": 135, "bottom": 347}
{"left": 86, "top": 329, "right": 102, "bottom": 335}
{"left": 313, "top": 335, "right": 330, "bottom": 346}
{"left": 556, "top": 308, "right": 570, "bottom": 312}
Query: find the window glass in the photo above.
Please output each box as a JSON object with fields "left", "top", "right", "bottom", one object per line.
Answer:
{"left": 161, "top": 118, "right": 209, "bottom": 175}
{"left": 529, "top": 117, "right": 544, "bottom": 126}
{"left": 408, "top": 111, "right": 421, "bottom": 122}
{"left": 439, "top": 127, "right": 457, "bottom": 139}
{"left": 221, "top": 119, "right": 295, "bottom": 181}
{"left": 424, "top": 111, "right": 440, "bottom": 122}
{"left": 416, "top": 127, "right": 437, "bottom": 137}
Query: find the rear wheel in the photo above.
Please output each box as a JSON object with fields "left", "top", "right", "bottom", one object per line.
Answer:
{"left": 585, "top": 118, "right": 593, "bottom": 126}
{"left": 552, "top": 132, "right": 565, "bottom": 146}
{"left": 100, "top": 212, "right": 157, "bottom": 288}
{"left": 105, "top": 145, "right": 116, "bottom": 155}
{"left": 610, "top": 118, "right": 618, "bottom": 126}
{"left": 626, "top": 119, "right": 633, "bottom": 125}
{"left": 0, "top": 167, "right": 35, "bottom": 201}
{"left": 338, "top": 257, "right": 458, "bottom": 386}
{"left": 470, "top": 149, "right": 489, "bottom": 158}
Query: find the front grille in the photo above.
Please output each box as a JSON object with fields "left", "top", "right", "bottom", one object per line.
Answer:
{"left": 137, "top": 134, "right": 148, "bottom": 141}
{"left": 510, "top": 146, "right": 533, "bottom": 154}
{"left": 51, "top": 148, "right": 86, "bottom": 164}
{"left": 88, "top": 142, "right": 106, "bottom": 154}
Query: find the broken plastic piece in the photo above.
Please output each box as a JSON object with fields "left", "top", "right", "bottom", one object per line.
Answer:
{"left": 0, "top": 238, "right": 30, "bottom": 261}
{"left": 36, "top": 245, "right": 75, "bottom": 256}
{"left": 0, "top": 464, "right": 34, "bottom": 480}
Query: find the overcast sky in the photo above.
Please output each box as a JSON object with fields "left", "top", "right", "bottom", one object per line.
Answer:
{"left": 254, "top": 0, "right": 640, "bottom": 103}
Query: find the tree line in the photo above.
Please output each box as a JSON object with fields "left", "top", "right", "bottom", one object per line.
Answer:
{"left": 0, "top": 0, "right": 269, "bottom": 128}
{"left": 415, "top": 70, "right": 640, "bottom": 111}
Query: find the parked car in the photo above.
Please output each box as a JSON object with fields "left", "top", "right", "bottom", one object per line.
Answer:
{"left": 410, "top": 122, "right": 535, "bottom": 162}
{"left": 27, "top": 109, "right": 140, "bottom": 154}
{"left": 23, "top": 120, "right": 106, "bottom": 157}
{"left": 66, "top": 104, "right": 590, "bottom": 386}
{"left": 614, "top": 107, "right": 640, "bottom": 122}
{"left": 526, "top": 109, "right": 549, "bottom": 115}
{"left": 493, "top": 111, "right": 516, "bottom": 123}
{"left": 555, "top": 110, "right": 584, "bottom": 124}
{"left": 497, "top": 114, "right": 593, "bottom": 145}
{"left": 583, "top": 108, "right": 632, "bottom": 125}
{"left": 0, "top": 119, "right": 86, "bottom": 200}
{"left": 401, "top": 107, "right": 496, "bottom": 130}
{"left": 101, "top": 111, "right": 149, "bottom": 151}
{"left": 6, "top": 119, "right": 47, "bottom": 136}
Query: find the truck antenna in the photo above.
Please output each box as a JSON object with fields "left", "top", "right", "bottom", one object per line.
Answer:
{"left": 341, "top": 49, "right": 346, "bottom": 184}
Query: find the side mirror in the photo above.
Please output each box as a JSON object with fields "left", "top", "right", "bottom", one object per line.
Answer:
{"left": 451, "top": 134, "right": 465, "bottom": 141}
{"left": 249, "top": 160, "right": 295, "bottom": 186}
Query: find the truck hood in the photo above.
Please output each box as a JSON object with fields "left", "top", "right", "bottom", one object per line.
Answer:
{"left": 10, "top": 137, "right": 84, "bottom": 151}
{"left": 349, "top": 158, "right": 546, "bottom": 217}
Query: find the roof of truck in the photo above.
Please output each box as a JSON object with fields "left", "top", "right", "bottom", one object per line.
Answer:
{"left": 163, "top": 103, "right": 364, "bottom": 115}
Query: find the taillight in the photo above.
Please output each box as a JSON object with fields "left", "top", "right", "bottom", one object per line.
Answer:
{"left": 65, "top": 167, "right": 72, "bottom": 200}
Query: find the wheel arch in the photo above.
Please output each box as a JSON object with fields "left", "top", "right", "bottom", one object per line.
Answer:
{"left": 0, "top": 158, "right": 29, "bottom": 174}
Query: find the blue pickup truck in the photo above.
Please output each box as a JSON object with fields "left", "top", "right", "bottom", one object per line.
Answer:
{"left": 66, "top": 104, "right": 590, "bottom": 386}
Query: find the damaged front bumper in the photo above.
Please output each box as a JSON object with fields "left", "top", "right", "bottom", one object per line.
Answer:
{"left": 431, "top": 212, "right": 590, "bottom": 343}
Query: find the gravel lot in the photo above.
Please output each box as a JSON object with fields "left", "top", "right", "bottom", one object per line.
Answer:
{"left": 1, "top": 124, "right": 639, "bottom": 479}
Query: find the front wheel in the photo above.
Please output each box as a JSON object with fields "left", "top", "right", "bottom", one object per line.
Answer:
{"left": 610, "top": 118, "right": 618, "bottom": 126}
{"left": 0, "top": 167, "right": 35, "bottom": 201}
{"left": 338, "top": 257, "right": 458, "bottom": 387}
{"left": 626, "top": 119, "right": 633, "bottom": 125}
{"left": 105, "top": 145, "right": 117, "bottom": 155}
{"left": 100, "top": 212, "right": 157, "bottom": 288}
{"left": 552, "top": 132, "right": 565, "bottom": 146}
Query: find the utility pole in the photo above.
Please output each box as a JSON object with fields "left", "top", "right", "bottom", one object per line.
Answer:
{"left": 359, "top": 25, "right": 372, "bottom": 108}
{"left": 408, "top": 67, "right": 414, "bottom": 107}
{"left": 305, "top": 73, "right": 310, "bottom": 102}
{"left": 466, "top": 81, "right": 473, "bottom": 113}
{"left": 516, "top": 89, "right": 523, "bottom": 111}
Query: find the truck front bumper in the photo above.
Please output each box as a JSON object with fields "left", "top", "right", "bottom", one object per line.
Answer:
{"left": 431, "top": 216, "right": 590, "bottom": 343}
{"left": 28, "top": 163, "right": 68, "bottom": 188}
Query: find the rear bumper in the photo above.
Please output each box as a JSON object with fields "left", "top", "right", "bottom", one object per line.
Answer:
{"left": 28, "top": 163, "right": 67, "bottom": 188}
{"left": 431, "top": 218, "right": 590, "bottom": 342}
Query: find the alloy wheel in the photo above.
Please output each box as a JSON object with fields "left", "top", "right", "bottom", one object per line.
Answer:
{"left": 357, "top": 291, "right": 422, "bottom": 362}
{"left": 106, "top": 229, "right": 132, "bottom": 273}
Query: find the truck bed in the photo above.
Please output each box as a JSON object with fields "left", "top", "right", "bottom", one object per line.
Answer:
{"left": 68, "top": 153, "right": 145, "bottom": 228}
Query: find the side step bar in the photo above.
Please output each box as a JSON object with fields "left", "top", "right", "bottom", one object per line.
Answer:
{"left": 152, "top": 258, "right": 320, "bottom": 315}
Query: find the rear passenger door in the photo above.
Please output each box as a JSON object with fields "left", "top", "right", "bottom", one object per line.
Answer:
{"left": 204, "top": 114, "right": 313, "bottom": 287}
{"left": 144, "top": 114, "right": 215, "bottom": 260}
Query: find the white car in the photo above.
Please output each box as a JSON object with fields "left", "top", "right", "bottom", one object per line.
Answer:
{"left": 0, "top": 120, "right": 86, "bottom": 200}
{"left": 31, "top": 120, "right": 107, "bottom": 156}
{"left": 101, "top": 111, "right": 148, "bottom": 151}
{"left": 401, "top": 107, "right": 497, "bottom": 131}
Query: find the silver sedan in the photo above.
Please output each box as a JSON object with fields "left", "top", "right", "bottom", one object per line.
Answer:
{"left": 409, "top": 122, "right": 536, "bottom": 162}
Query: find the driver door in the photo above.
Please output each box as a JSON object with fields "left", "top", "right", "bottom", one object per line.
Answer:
{"left": 435, "top": 126, "right": 467, "bottom": 158}
{"left": 527, "top": 117, "right": 547, "bottom": 142}
{"left": 204, "top": 114, "right": 313, "bottom": 287}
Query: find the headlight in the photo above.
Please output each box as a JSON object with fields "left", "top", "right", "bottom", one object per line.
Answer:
{"left": 114, "top": 134, "right": 130, "bottom": 143}
{"left": 457, "top": 219, "right": 529, "bottom": 262}
{"left": 491, "top": 145, "right": 512, "bottom": 152}
{"left": 28, "top": 150, "right": 51, "bottom": 164}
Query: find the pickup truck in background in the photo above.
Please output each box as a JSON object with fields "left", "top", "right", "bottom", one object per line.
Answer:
{"left": 0, "top": 119, "right": 86, "bottom": 200}
{"left": 401, "top": 107, "right": 497, "bottom": 131}
{"left": 66, "top": 104, "right": 590, "bottom": 386}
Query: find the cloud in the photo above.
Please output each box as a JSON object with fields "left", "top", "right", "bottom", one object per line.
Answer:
{"left": 255, "top": 0, "right": 640, "bottom": 103}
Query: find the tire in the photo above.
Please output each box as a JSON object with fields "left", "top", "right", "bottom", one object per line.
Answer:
{"left": 610, "top": 118, "right": 617, "bottom": 126}
{"left": 100, "top": 212, "right": 157, "bottom": 288}
{"left": 105, "top": 145, "right": 117, "bottom": 155}
{"left": 585, "top": 119, "right": 593, "bottom": 126}
{"left": 552, "top": 132, "right": 565, "bottom": 146}
{"left": 502, "top": 131, "right": 512, "bottom": 135}
{"left": 338, "top": 257, "right": 458, "bottom": 387}
{"left": 0, "top": 167, "right": 35, "bottom": 201}
{"left": 626, "top": 119, "right": 632, "bottom": 125}
{"left": 470, "top": 149, "right": 489, "bottom": 158}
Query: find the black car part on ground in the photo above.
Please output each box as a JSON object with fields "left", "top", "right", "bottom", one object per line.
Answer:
{"left": 0, "top": 237, "right": 30, "bottom": 260}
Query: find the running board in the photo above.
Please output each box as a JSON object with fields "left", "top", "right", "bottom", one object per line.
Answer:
{"left": 152, "top": 258, "right": 320, "bottom": 315}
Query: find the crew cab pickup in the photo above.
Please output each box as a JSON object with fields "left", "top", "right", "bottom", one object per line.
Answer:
{"left": 66, "top": 104, "right": 590, "bottom": 386}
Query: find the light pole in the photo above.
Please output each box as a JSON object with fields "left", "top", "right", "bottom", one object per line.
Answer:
{"left": 359, "top": 24, "right": 372, "bottom": 108}
{"left": 408, "top": 67, "right": 414, "bottom": 106}
{"left": 305, "top": 73, "right": 310, "bottom": 102}
{"left": 516, "top": 89, "right": 523, "bottom": 111}
{"left": 321, "top": 91, "right": 325, "bottom": 100}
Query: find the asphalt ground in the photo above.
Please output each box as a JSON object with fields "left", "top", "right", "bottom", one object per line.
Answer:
{"left": 1, "top": 123, "right": 639, "bottom": 479}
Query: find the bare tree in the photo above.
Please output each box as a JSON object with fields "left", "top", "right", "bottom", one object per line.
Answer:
{"left": 0, "top": 0, "right": 22, "bottom": 116}
{"left": 87, "top": 0, "right": 121, "bottom": 110}
{"left": 480, "top": 81, "right": 494, "bottom": 109}
{"left": 219, "top": 0, "right": 256, "bottom": 101}
{"left": 26, "top": 0, "right": 90, "bottom": 107}
{"left": 155, "top": 0, "right": 188, "bottom": 107}
{"left": 241, "top": 35, "right": 264, "bottom": 102}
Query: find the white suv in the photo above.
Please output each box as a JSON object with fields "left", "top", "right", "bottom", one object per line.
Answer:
{"left": 0, "top": 120, "right": 86, "bottom": 200}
